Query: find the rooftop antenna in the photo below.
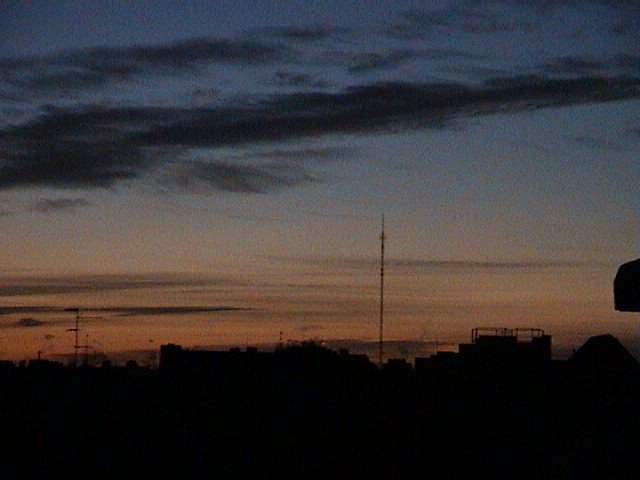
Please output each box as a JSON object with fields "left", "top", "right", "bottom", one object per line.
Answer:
{"left": 81, "top": 334, "right": 92, "bottom": 366}
{"left": 379, "top": 215, "right": 385, "bottom": 368}
{"left": 65, "top": 307, "right": 81, "bottom": 367}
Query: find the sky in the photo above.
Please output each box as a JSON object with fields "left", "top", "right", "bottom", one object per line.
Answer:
{"left": 0, "top": 0, "right": 638, "bottom": 363}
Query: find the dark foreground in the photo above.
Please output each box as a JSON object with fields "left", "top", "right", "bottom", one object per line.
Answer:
{"left": 1, "top": 337, "right": 639, "bottom": 479}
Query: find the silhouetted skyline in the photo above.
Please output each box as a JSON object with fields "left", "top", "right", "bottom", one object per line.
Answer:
{"left": 2, "top": 330, "right": 639, "bottom": 478}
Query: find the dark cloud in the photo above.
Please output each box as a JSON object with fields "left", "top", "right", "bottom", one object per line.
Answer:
{"left": 0, "top": 273, "right": 221, "bottom": 297}
{"left": 613, "top": 54, "right": 640, "bottom": 72}
{"left": 610, "top": 21, "right": 631, "bottom": 35}
{"left": 387, "top": 7, "right": 531, "bottom": 39}
{"left": 171, "top": 160, "right": 319, "bottom": 194}
{"left": 570, "top": 135, "right": 626, "bottom": 151}
{"left": 459, "top": 0, "right": 640, "bottom": 13}
{"left": 337, "top": 47, "right": 488, "bottom": 78}
{"left": 16, "top": 317, "right": 44, "bottom": 327}
{"left": 122, "top": 37, "right": 284, "bottom": 65}
{"left": 190, "top": 87, "right": 220, "bottom": 102}
{"left": 386, "top": 9, "right": 452, "bottom": 39}
{"left": 347, "top": 50, "right": 419, "bottom": 73}
{"left": 273, "top": 255, "right": 601, "bottom": 272}
{"left": 272, "top": 71, "right": 328, "bottom": 88}
{"left": 1, "top": 75, "right": 638, "bottom": 192}
{"left": 95, "top": 306, "right": 251, "bottom": 317}
{"left": 274, "top": 71, "right": 313, "bottom": 86}
{"left": 0, "top": 107, "right": 150, "bottom": 188}
{"left": 457, "top": 11, "right": 532, "bottom": 34}
{"left": 0, "top": 313, "right": 70, "bottom": 329}
{"left": 222, "top": 146, "right": 355, "bottom": 163}
{"left": 341, "top": 48, "right": 479, "bottom": 74}
{"left": 0, "top": 304, "right": 247, "bottom": 317}
{"left": 0, "top": 306, "right": 59, "bottom": 315}
{"left": 533, "top": 0, "right": 640, "bottom": 6}
{"left": 0, "top": 89, "right": 21, "bottom": 101}
{"left": 422, "top": 49, "right": 483, "bottom": 61}
{"left": 541, "top": 57, "right": 607, "bottom": 76}
{"left": 389, "top": 1, "right": 639, "bottom": 40}
{"left": 141, "top": 76, "right": 640, "bottom": 148}
{"left": 540, "top": 55, "right": 640, "bottom": 77}
{"left": 30, "top": 197, "right": 92, "bottom": 213}
{"left": 0, "top": 105, "right": 167, "bottom": 189}
{"left": 0, "top": 37, "right": 287, "bottom": 93}
{"left": 386, "top": 259, "right": 597, "bottom": 270}
{"left": 258, "top": 25, "right": 343, "bottom": 42}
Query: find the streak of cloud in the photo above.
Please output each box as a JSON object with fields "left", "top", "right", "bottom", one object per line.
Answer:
{"left": 0, "top": 273, "right": 226, "bottom": 297}
{"left": 96, "top": 306, "right": 251, "bottom": 317}
{"left": 15, "top": 317, "right": 45, "bottom": 327}
{"left": 169, "top": 160, "right": 320, "bottom": 194}
{"left": 540, "top": 55, "right": 640, "bottom": 77}
{"left": 231, "top": 145, "right": 355, "bottom": 163}
{"left": 0, "top": 37, "right": 288, "bottom": 94}
{"left": 0, "top": 306, "right": 61, "bottom": 315}
{"left": 570, "top": 135, "right": 627, "bottom": 152}
{"left": 271, "top": 71, "right": 328, "bottom": 88}
{"left": 272, "top": 255, "right": 606, "bottom": 272}
{"left": 0, "top": 305, "right": 249, "bottom": 317}
{"left": 387, "top": 7, "right": 532, "bottom": 40}
{"left": 249, "top": 25, "right": 346, "bottom": 43}
{"left": 1, "top": 75, "right": 637, "bottom": 193}
{"left": 345, "top": 50, "right": 421, "bottom": 73}
{"left": 0, "top": 306, "right": 252, "bottom": 330}
{"left": 30, "top": 197, "right": 92, "bottom": 213}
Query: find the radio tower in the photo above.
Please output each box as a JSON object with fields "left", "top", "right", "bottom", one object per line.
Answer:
{"left": 378, "top": 215, "right": 385, "bottom": 368}
{"left": 81, "top": 334, "right": 92, "bottom": 366}
{"left": 65, "top": 308, "right": 81, "bottom": 366}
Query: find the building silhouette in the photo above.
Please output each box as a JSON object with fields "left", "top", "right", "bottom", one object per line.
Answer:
{"left": 570, "top": 333, "right": 640, "bottom": 377}
{"left": 1, "top": 328, "right": 639, "bottom": 479}
{"left": 415, "top": 327, "right": 552, "bottom": 374}
{"left": 160, "top": 340, "right": 376, "bottom": 380}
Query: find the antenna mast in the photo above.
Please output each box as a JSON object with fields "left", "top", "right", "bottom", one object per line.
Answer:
{"left": 81, "top": 333, "right": 92, "bottom": 366}
{"left": 66, "top": 308, "right": 81, "bottom": 366}
{"left": 379, "top": 215, "right": 385, "bottom": 368}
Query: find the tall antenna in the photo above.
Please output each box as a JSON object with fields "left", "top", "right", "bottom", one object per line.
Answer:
{"left": 379, "top": 215, "right": 385, "bottom": 368}
{"left": 65, "top": 308, "right": 81, "bottom": 366}
{"left": 81, "top": 333, "right": 92, "bottom": 366}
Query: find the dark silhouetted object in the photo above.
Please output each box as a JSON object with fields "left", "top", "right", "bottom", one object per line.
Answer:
{"left": 614, "top": 258, "right": 640, "bottom": 312}
{"left": 4, "top": 329, "right": 640, "bottom": 479}
{"left": 570, "top": 333, "right": 640, "bottom": 376}
{"left": 459, "top": 327, "right": 551, "bottom": 368}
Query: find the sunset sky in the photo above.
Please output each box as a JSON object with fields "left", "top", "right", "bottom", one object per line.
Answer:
{"left": 0, "top": 0, "right": 638, "bottom": 362}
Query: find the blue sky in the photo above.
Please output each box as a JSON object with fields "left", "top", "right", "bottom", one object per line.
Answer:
{"left": 0, "top": 0, "right": 638, "bottom": 360}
